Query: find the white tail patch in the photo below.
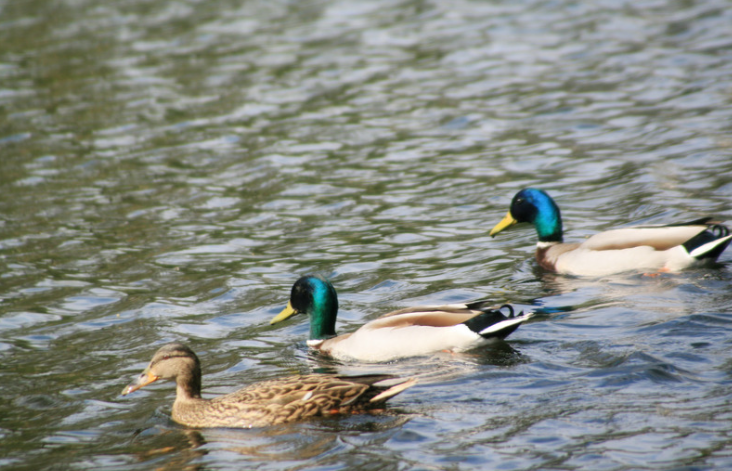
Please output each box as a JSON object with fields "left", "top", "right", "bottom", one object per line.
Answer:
{"left": 689, "top": 235, "right": 732, "bottom": 258}
{"left": 479, "top": 311, "right": 534, "bottom": 335}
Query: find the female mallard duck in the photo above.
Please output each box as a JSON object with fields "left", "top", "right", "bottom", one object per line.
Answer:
{"left": 269, "top": 275, "right": 530, "bottom": 363}
{"left": 489, "top": 188, "right": 732, "bottom": 276}
{"left": 121, "top": 342, "right": 415, "bottom": 428}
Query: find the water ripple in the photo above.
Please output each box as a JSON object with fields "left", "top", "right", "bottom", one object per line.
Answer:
{"left": 2, "top": 0, "right": 732, "bottom": 469}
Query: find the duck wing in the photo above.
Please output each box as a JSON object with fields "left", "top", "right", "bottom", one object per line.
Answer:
{"left": 580, "top": 222, "right": 710, "bottom": 251}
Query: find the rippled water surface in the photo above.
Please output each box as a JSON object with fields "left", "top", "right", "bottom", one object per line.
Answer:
{"left": 2, "top": 0, "right": 732, "bottom": 469}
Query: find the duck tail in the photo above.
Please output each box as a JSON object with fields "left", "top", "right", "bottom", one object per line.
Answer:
{"left": 463, "top": 304, "right": 532, "bottom": 340}
{"left": 335, "top": 375, "right": 416, "bottom": 405}
{"left": 369, "top": 378, "right": 417, "bottom": 403}
{"left": 683, "top": 224, "right": 732, "bottom": 261}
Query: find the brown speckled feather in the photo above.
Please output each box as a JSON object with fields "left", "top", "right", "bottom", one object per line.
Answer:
{"left": 121, "top": 343, "right": 414, "bottom": 429}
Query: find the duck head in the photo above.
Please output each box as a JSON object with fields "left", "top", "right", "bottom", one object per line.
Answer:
{"left": 490, "top": 188, "right": 563, "bottom": 242}
{"left": 270, "top": 275, "right": 339, "bottom": 340}
{"left": 122, "top": 342, "right": 202, "bottom": 397}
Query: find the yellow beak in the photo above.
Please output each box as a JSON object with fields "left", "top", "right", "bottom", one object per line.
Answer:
{"left": 270, "top": 301, "right": 298, "bottom": 325}
{"left": 489, "top": 211, "right": 518, "bottom": 237}
{"left": 121, "top": 370, "right": 159, "bottom": 396}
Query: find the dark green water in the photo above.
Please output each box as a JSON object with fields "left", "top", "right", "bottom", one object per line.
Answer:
{"left": 2, "top": 0, "right": 732, "bottom": 469}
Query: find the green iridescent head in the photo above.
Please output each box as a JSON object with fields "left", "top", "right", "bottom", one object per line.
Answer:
{"left": 270, "top": 275, "right": 339, "bottom": 340}
{"left": 490, "top": 188, "right": 563, "bottom": 242}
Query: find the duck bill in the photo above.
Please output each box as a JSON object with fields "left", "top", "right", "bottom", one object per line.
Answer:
{"left": 270, "top": 301, "right": 298, "bottom": 325}
{"left": 121, "top": 370, "right": 159, "bottom": 396}
{"left": 489, "top": 211, "right": 518, "bottom": 237}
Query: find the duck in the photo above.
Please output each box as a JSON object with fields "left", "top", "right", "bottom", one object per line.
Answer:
{"left": 269, "top": 275, "right": 531, "bottom": 363}
{"left": 121, "top": 342, "right": 415, "bottom": 428}
{"left": 489, "top": 188, "right": 732, "bottom": 276}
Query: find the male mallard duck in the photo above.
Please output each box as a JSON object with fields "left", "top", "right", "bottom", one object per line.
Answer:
{"left": 121, "top": 342, "right": 415, "bottom": 428}
{"left": 489, "top": 188, "right": 732, "bottom": 276}
{"left": 269, "top": 275, "right": 530, "bottom": 363}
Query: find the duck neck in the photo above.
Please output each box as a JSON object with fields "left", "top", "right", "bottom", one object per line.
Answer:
{"left": 310, "top": 305, "right": 338, "bottom": 340}
{"left": 175, "top": 367, "right": 202, "bottom": 400}
{"left": 308, "top": 283, "right": 338, "bottom": 341}
{"left": 534, "top": 205, "right": 563, "bottom": 243}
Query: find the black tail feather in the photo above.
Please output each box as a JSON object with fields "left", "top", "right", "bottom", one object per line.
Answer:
{"left": 682, "top": 224, "right": 732, "bottom": 260}
{"left": 667, "top": 217, "right": 715, "bottom": 227}
{"left": 463, "top": 305, "right": 523, "bottom": 340}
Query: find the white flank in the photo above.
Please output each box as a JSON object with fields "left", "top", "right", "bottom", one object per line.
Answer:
{"left": 557, "top": 246, "right": 670, "bottom": 276}
{"left": 329, "top": 324, "right": 487, "bottom": 362}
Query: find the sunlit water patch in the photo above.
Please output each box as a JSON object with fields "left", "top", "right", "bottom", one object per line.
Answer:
{"left": 2, "top": 0, "right": 732, "bottom": 470}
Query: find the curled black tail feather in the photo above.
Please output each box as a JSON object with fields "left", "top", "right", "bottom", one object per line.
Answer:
{"left": 711, "top": 224, "right": 730, "bottom": 238}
